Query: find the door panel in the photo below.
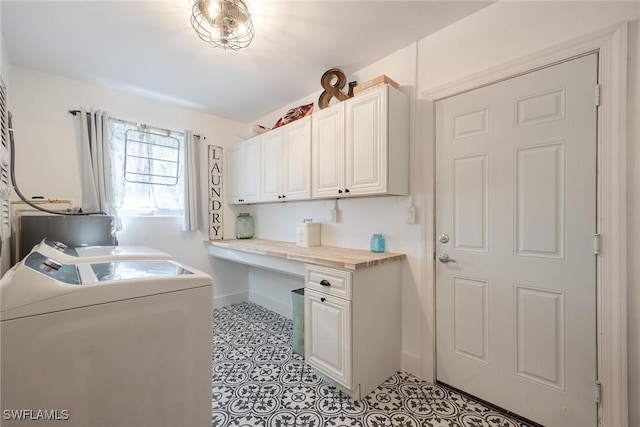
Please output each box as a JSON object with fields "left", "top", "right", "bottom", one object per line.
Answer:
{"left": 228, "top": 144, "right": 244, "bottom": 204}
{"left": 261, "top": 129, "right": 283, "bottom": 201}
{"left": 243, "top": 137, "right": 261, "bottom": 202}
{"left": 453, "top": 276, "right": 489, "bottom": 364}
{"left": 515, "top": 285, "right": 566, "bottom": 390}
{"left": 312, "top": 104, "right": 344, "bottom": 198}
{"left": 515, "top": 142, "right": 565, "bottom": 259}
{"left": 453, "top": 154, "right": 489, "bottom": 252}
{"left": 345, "top": 87, "right": 387, "bottom": 194}
{"left": 304, "top": 289, "right": 351, "bottom": 388}
{"left": 435, "top": 54, "right": 598, "bottom": 427}
{"left": 284, "top": 117, "right": 311, "bottom": 199}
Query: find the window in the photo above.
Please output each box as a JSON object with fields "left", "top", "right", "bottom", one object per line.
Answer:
{"left": 109, "top": 120, "right": 184, "bottom": 216}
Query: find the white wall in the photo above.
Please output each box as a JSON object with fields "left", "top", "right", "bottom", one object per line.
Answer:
{"left": 1, "top": 33, "right": 10, "bottom": 85}
{"left": 631, "top": 14, "right": 640, "bottom": 427}
{"left": 7, "top": 66, "right": 250, "bottom": 306}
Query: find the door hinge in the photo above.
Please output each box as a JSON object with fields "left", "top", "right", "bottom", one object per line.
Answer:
{"left": 594, "top": 234, "right": 601, "bottom": 255}
{"left": 595, "top": 84, "right": 601, "bottom": 107}
{"left": 595, "top": 381, "right": 602, "bottom": 404}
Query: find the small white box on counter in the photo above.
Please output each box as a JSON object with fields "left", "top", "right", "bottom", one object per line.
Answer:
{"left": 296, "top": 220, "right": 321, "bottom": 247}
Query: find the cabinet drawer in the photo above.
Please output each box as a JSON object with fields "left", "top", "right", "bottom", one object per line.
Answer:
{"left": 305, "top": 265, "right": 352, "bottom": 300}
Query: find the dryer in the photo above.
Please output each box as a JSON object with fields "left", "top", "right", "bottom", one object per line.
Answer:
{"left": 0, "top": 252, "right": 213, "bottom": 427}
{"left": 31, "top": 238, "right": 172, "bottom": 263}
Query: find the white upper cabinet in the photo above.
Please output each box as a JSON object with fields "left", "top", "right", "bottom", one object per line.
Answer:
{"left": 228, "top": 136, "right": 261, "bottom": 204}
{"left": 244, "top": 137, "right": 262, "bottom": 203}
{"left": 261, "top": 116, "right": 311, "bottom": 202}
{"left": 228, "top": 143, "right": 245, "bottom": 204}
{"left": 282, "top": 116, "right": 312, "bottom": 200}
{"left": 261, "top": 128, "right": 284, "bottom": 202}
{"left": 312, "top": 103, "right": 345, "bottom": 198}
{"left": 312, "top": 84, "right": 409, "bottom": 199}
{"left": 228, "top": 84, "right": 408, "bottom": 205}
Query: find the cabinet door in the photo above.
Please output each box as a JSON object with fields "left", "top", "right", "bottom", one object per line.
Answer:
{"left": 312, "top": 103, "right": 345, "bottom": 198}
{"left": 228, "top": 144, "right": 245, "bottom": 204}
{"left": 261, "top": 129, "right": 283, "bottom": 201}
{"left": 283, "top": 116, "right": 311, "bottom": 200}
{"left": 345, "top": 85, "right": 388, "bottom": 195}
{"left": 243, "top": 136, "right": 262, "bottom": 203}
{"left": 305, "top": 289, "right": 351, "bottom": 388}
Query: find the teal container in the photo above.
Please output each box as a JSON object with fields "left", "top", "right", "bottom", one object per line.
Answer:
{"left": 370, "top": 233, "right": 386, "bottom": 253}
{"left": 235, "top": 213, "right": 254, "bottom": 239}
{"left": 291, "top": 288, "right": 305, "bottom": 356}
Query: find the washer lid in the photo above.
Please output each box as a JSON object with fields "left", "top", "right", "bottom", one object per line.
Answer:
{"left": 75, "top": 245, "right": 171, "bottom": 260}
{"left": 33, "top": 239, "right": 171, "bottom": 263}
{"left": 86, "top": 260, "right": 194, "bottom": 283}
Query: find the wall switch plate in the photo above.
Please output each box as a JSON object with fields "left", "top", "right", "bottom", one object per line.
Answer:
{"left": 405, "top": 207, "right": 416, "bottom": 224}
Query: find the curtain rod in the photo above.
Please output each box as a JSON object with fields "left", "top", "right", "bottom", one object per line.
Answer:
{"left": 68, "top": 109, "right": 204, "bottom": 140}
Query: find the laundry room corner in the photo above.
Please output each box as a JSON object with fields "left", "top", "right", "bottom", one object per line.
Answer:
{"left": 4, "top": 65, "right": 249, "bottom": 305}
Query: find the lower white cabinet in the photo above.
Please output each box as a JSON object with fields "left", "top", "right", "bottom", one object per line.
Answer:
{"left": 305, "top": 289, "right": 352, "bottom": 388}
{"left": 304, "top": 262, "right": 401, "bottom": 399}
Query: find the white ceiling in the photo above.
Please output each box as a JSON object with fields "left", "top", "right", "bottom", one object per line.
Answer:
{"left": 1, "top": 0, "right": 492, "bottom": 123}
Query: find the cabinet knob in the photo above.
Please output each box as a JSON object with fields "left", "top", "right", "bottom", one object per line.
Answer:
{"left": 278, "top": 195, "right": 282, "bottom": 199}
{"left": 321, "top": 297, "right": 326, "bottom": 302}
{"left": 345, "top": 189, "right": 350, "bottom": 193}
{"left": 320, "top": 279, "right": 331, "bottom": 287}
{"left": 282, "top": 195, "right": 286, "bottom": 199}
{"left": 338, "top": 189, "right": 343, "bottom": 194}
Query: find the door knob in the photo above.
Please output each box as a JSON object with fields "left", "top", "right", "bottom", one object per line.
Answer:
{"left": 439, "top": 234, "right": 450, "bottom": 243}
{"left": 438, "top": 253, "right": 456, "bottom": 263}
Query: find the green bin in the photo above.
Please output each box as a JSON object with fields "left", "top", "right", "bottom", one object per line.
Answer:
{"left": 291, "top": 288, "right": 305, "bottom": 356}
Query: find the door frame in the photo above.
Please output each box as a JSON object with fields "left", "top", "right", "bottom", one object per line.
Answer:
{"left": 421, "top": 21, "right": 628, "bottom": 427}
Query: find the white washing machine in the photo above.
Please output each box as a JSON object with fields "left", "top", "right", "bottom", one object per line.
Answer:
{"left": 0, "top": 252, "right": 213, "bottom": 427}
{"left": 31, "top": 238, "right": 172, "bottom": 263}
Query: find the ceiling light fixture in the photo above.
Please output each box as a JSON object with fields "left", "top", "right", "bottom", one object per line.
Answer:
{"left": 191, "top": 0, "right": 255, "bottom": 51}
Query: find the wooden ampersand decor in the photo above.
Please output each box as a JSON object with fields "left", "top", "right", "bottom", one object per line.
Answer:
{"left": 318, "top": 68, "right": 356, "bottom": 109}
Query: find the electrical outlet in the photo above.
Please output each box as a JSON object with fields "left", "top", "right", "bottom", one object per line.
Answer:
{"left": 405, "top": 207, "right": 416, "bottom": 224}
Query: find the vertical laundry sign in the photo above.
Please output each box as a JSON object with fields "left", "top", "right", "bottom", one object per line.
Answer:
{"left": 208, "top": 145, "right": 223, "bottom": 240}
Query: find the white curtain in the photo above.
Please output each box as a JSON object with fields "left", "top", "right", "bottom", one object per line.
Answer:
{"left": 183, "top": 130, "right": 199, "bottom": 231}
{"left": 78, "top": 108, "right": 112, "bottom": 214}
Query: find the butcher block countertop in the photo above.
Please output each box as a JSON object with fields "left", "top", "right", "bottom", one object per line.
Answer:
{"left": 206, "top": 239, "right": 406, "bottom": 270}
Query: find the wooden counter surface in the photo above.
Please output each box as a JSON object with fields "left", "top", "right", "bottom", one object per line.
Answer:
{"left": 206, "top": 239, "right": 405, "bottom": 270}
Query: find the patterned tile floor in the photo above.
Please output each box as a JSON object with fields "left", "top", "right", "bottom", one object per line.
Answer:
{"left": 212, "top": 302, "right": 532, "bottom": 427}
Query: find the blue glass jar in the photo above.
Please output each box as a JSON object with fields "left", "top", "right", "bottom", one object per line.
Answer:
{"left": 370, "top": 234, "right": 386, "bottom": 253}
{"left": 235, "top": 213, "right": 254, "bottom": 239}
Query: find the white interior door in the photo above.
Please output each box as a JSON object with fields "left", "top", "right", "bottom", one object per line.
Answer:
{"left": 435, "top": 53, "right": 598, "bottom": 427}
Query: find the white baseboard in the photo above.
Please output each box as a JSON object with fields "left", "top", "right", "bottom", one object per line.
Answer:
{"left": 249, "top": 292, "right": 293, "bottom": 319}
{"left": 213, "top": 291, "right": 248, "bottom": 309}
